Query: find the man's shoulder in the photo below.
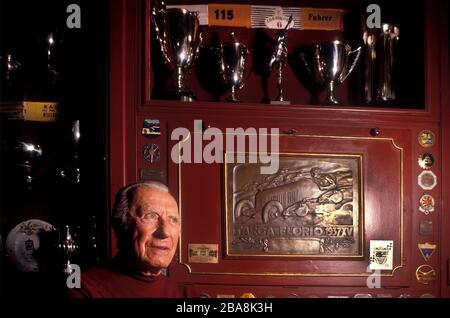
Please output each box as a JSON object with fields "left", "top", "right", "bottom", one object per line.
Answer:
{"left": 73, "top": 264, "right": 185, "bottom": 298}
{"left": 82, "top": 264, "right": 118, "bottom": 279}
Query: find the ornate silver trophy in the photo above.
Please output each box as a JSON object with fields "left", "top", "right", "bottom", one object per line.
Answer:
{"left": 218, "top": 32, "right": 250, "bottom": 102}
{"left": 313, "top": 40, "right": 362, "bottom": 105}
{"left": 363, "top": 23, "right": 400, "bottom": 104}
{"left": 151, "top": 1, "right": 202, "bottom": 101}
{"left": 269, "top": 16, "right": 293, "bottom": 104}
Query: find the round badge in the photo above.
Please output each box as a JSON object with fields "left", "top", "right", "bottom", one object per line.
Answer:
{"left": 418, "top": 171, "right": 437, "bottom": 190}
{"left": 415, "top": 264, "right": 436, "bottom": 285}
{"left": 419, "top": 194, "right": 435, "bottom": 215}
{"left": 143, "top": 143, "right": 160, "bottom": 163}
{"left": 418, "top": 153, "right": 434, "bottom": 170}
{"left": 418, "top": 130, "right": 435, "bottom": 147}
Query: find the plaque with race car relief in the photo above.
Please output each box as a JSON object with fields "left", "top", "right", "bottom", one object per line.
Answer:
{"left": 225, "top": 153, "right": 363, "bottom": 257}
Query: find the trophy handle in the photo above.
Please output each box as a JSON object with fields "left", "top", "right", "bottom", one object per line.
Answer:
{"left": 239, "top": 48, "right": 253, "bottom": 90}
{"left": 151, "top": 1, "right": 171, "bottom": 63}
{"left": 193, "top": 32, "right": 203, "bottom": 67}
{"left": 341, "top": 46, "right": 362, "bottom": 83}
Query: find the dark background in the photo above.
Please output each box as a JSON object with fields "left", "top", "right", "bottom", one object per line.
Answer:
{"left": 0, "top": 0, "right": 109, "bottom": 298}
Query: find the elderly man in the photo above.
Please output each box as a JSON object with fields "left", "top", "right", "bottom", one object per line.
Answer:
{"left": 68, "top": 181, "right": 185, "bottom": 298}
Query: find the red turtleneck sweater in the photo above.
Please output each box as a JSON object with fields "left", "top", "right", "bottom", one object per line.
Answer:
{"left": 67, "top": 264, "right": 186, "bottom": 298}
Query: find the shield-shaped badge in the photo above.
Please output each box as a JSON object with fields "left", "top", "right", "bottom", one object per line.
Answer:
{"left": 418, "top": 242, "right": 436, "bottom": 262}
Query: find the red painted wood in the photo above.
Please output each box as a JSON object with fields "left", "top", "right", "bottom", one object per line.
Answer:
{"left": 109, "top": 0, "right": 449, "bottom": 297}
{"left": 439, "top": 0, "right": 450, "bottom": 298}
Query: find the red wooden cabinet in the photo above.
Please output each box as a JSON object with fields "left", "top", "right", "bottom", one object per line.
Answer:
{"left": 109, "top": 0, "right": 450, "bottom": 297}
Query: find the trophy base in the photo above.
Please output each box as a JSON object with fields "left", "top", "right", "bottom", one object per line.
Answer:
{"left": 270, "top": 100, "right": 291, "bottom": 105}
{"left": 322, "top": 98, "right": 341, "bottom": 106}
{"left": 160, "top": 90, "right": 197, "bottom": 102}
{"left": 180, "top": 95, "right": 196, "bottom": 102}
{"left": 365, "top": 98, "right": 396, "bottom": 106}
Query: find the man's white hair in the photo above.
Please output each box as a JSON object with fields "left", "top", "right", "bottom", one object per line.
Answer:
{"left": 111, "top": 181, "right": 171, "bottom": 241}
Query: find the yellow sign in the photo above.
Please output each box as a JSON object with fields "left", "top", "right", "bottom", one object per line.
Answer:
{"left": 208, "top": 4, "right": 251, "bottom": 27}
{"left": 300, "top": 8, "right": 345, "bottom": 31}
{"left": 23, "top": 101, "right": 59, "bottom": 122}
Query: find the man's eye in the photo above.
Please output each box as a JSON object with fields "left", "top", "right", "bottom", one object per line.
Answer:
{"left": 143, "top": 212, "right": 159, "bottom": 221}
{"left": 169, "top": 216, "right": 179, "bottom": 224}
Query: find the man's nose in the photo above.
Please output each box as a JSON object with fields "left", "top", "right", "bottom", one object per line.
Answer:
{"left": 153, "top": 218, "right": 169, "bottom": 239}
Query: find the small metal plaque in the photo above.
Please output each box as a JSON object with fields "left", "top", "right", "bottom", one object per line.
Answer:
{"left": 418, "top": 130, "right": 435, "bottom": 147}
{"left": 188, "top": 244, "right": 219, "bottom": 263}
{"left": 140, "top": 169, "right": 165, "bottom": 182}
{"left": 216, "top": 294, "right": 235, "bottom": 298}
{"left": 418, "top": 171, "right": 437, "bottom": 190}
{"left": 419, "top": 220, "right": 433, "bottom": 236}
{"left": 416, "top": 264, "right": 436, "bottom": 285}
{"left": 142, "top": 119, "right": 161, "bottom": 137}
{"left": 225, "top": 154, "right": 362, "bottom": 257}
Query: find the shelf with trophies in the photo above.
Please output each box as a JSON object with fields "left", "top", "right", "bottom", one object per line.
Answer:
{"left": 145, "top": 0, "right": 426, "bottom": 109}
{"left": 1, "top": 1, "right": 107, "bottom": 297}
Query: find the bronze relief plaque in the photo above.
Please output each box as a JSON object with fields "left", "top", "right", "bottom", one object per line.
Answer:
{"left": 225, "top": 153, "right": 363, "bottom": 257}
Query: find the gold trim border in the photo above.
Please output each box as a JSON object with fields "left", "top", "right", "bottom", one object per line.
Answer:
{"left": 176, "top": 133, "right": 405, "bottom": 277}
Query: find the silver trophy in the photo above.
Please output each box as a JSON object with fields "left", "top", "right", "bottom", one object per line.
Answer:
{"left": 314, "top": 40, "right": 362, "bottom": 105}
{"left": 269, "top": 16, "right": 294, "bottom": 104}
{"left": 12, "top": 142, "right": 43, "bottom": 190}
{"left": 151, "top": 1, "right": 202, "bottom": 101}
{"left": 363, "top": 23, "right": 400, "bottom": 104}
{"left": 58, "top": 225, "right": 78, "bottom": 275}
{"left": 218, "top": 32, "right": 250, "bottom": 102}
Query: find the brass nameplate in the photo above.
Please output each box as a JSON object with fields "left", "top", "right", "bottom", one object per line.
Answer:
{"left": 188, "top": 244, "right": 219, "bottom": 263}
{"left": 225, "top": 153, "right": 363, "bottom": 257}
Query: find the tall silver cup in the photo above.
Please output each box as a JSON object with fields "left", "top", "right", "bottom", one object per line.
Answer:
{"left": 218, "top": 32, "right": 250, "bottom": 102}
{"left": 152, "top": 3, "right": 202, "bottom": 101}
{"left": 363, "top": 24, "right": 400, "bottom": 104}
{"left": 314, "top": 40, "right": 361, "bottom": 105}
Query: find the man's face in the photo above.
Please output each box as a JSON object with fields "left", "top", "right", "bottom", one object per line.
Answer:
{"left": 128, "top": 186, "right": 180, "bottom": 276}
